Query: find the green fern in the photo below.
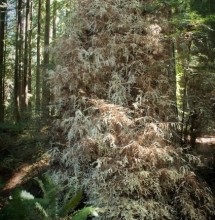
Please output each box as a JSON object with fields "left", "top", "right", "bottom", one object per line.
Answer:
{"left": 0, "top": 175, "right": 99, "bottom": 220}
{"left": 59, "top": 188, "right": 83, "bottom": 217}
{"left": 71, "top": 207, "right": 98, "bottom": 220}
{"left": 0, "top": 188, "right": 42, "bottom": 220}
{"left": 34, "top": 175, "right": 58, "bottom": 219}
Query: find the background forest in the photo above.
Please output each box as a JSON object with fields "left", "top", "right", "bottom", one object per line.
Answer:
{"left": 0, "top": 0, "right": 215, "bottom": 219}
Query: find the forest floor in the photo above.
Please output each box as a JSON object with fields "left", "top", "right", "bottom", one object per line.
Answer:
{"left": 0, "top": 122, "right": 50, "bottom": 204}
{"left": 195, "top": 136, "right": 215, "bottom": 192}
{"left": 2, "top": 155, "right": 50, "bottom": 193}
{"left": 195, "top": 136, "right": 215, "bottom": 165}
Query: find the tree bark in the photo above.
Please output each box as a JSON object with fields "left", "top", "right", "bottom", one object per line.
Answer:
{"left": 42, "top": 0, "right": 50, "bottom": 118}
{"left": 52, "top": 0, "right": 57, "bottom": 41}
{"left": 19, "top": 0, "right": 24, "bottom": 116}
{"left": 0, "top": 0, "right": 7, "bottom": 122}
{"left": 14, "top": 0, "right": 22, "bottom": 122}
{"left": 22, "top": 0, "right": 30, "bottom": 112}
{"left": 28, "top": 0, "right": 33, "bottom": 109}
{"left": 35, "top": 0, "right": 41, "bottom": 113}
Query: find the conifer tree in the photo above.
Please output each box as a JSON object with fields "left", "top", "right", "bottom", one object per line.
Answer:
{"left": 36, "top": 0, "right": 42, "bottom": 113}
{"left": 42, "top": 0, "right": 51, "bottom": 118}
{"left": 0, "top": 0, "right": 7, "bottom": 122}
{"left": 49, "top": 1, "right": 214, "bottom": 219}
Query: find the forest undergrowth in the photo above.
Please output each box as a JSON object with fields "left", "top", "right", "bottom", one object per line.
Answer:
{"left": 0, "top": 120, "right": 50, "bottom": 194}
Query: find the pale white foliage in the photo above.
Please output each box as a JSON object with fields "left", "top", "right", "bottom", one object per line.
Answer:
{"left": 49, "top": 0, "right": 215, "bottom": 219}
{"left": 20, "top": 190, "right": 34, "bottom": 200}
{"left": 108, "top": 73, "right": 128, "bottom": 105}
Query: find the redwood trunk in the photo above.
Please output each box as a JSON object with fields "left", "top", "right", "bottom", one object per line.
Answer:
{"left": 35, "top": 0, "right": 41, "bottom": 113}
{"left": 0, "top": 0, "right": 7, "bottom": 122}
{"left": 42, "top": 0, "right": 50, "bottom": 118}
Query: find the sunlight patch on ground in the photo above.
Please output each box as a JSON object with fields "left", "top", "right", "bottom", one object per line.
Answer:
{"left": 196, "top": 137, "right": 215, "bottom": 144}
{"left": 3, "top": 154, "right": 50, "bottom": 191}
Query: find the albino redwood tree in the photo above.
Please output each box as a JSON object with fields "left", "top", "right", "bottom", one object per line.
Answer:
{"left": 49, "top": 1, "right": 214, "bottom": 219}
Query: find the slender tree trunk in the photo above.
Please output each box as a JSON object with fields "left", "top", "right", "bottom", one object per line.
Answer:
{"left": 50, "top": 0, "right": 57, "bottom": 116}
{"left": 23, "top": 0, "right": 30, "bottom": 112}
{"left": 28, "top": 0, "right": 33, "bottom": 109}
{"left": 35, "top": 0, "right": 41, "bottom": 113}
{"left": 176, "top": 34, "right": 192, "bottom": 144}
{"left": 14, "top": 0, "right": 22, "bottom": 122}
{"left": 0, "top": 0, "right": 7, "bottom": 123}
{"left": 42, "top": 0, "right": 50, "bottom": 118}
{"left": 52, "top": 0, "right": 57, "bottom": 41}
{"left": 2, "top": 9, "right": 7, "bottom": 122}
{"left": 19, "top": 0, "right": 24, "bottom": 116}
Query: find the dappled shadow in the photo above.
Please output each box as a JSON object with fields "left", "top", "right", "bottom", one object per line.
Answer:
{"left": 1, "top": 155, "right": 50, "bottom": 196}
{"left": 2, "top": 163, "right": 32, "bottom": 192}
{"left": 194, "top": 135, "right": 215, "bottom": 194}
{"left": 3, "top": 156, "right": 49, "bottom": 191}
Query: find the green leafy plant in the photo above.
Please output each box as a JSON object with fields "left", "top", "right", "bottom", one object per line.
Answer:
{"left": 72, "top": 207, "right": 99, "bottom": 220}
{"left": 59, "top": 188, "right": 83, "bottom": 217}
{"left": 0, "top": 175, "right": 98, "bottom": 220}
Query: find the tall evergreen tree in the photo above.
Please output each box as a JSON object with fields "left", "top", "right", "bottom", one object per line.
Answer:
{"left": 22, "top": 0, "right": 30, "bottom": 111}
{"left": 28, "top": 0, "right": 33, "bottom": 109}
{"left": 18, "top": 0, "right": 25, "bottom": 114}
{"left": 52, "top": 0, "right": 57, "bottom": 41}
{"left": 14, "top": 0, "right": 23, "bottom": 122}
{"left": 35, "top": 0, "right": 42, "bottom": 113}
{"left": 0, "top": 0, "right": 7, "bottom": 122}
{"left": 42, "top": 0, "right": 50, "bottom": 118}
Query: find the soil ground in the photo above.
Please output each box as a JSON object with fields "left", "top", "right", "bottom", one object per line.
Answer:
{"left": 0, "top": 124, "right": 49, "bottom": 209}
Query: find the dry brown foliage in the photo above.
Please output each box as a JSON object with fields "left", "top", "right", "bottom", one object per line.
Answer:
{"left": 49, "top": 0, "right": 214, "bottom": 219}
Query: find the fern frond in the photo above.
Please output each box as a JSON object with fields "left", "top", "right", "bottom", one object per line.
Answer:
{"left": 71, "top": 207, "right": 99, "bottom": 220}
{"left": 59, "top": 188, "right": 83, "bottom": 217}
